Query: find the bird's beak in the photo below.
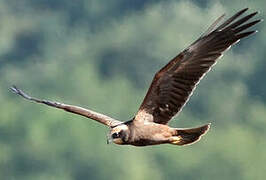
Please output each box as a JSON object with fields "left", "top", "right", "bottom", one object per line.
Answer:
{"left": 107, "top": 134, "right": 113, "bottom": 144}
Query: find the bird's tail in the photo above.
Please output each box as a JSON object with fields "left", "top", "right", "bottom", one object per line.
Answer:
{"left": 171, "top": 123, "right": 210, "bottom": 146}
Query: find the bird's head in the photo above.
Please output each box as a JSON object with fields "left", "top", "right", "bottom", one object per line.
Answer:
{"left": 107, "top": 124, "right": 129, "bottom": 145}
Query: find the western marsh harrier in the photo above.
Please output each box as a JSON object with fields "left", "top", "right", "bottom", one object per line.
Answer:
{"left": 11, "top": 8, "right": 261, "bottom": 146}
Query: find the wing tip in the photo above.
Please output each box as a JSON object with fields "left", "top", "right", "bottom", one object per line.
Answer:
{"left": 236, "top": 7, "right": 249, "bottom": 16}
{"left": 250, "top": 11, "right": 259, "bottom": 17}
{"left": 239, "top": 8, "right": 249, "bottom": 14}
{"left": 10, "top": 85, "right": 21, "bottom": 95}
{"left": 10, "top": 85, "right": 32, "bottom": 100}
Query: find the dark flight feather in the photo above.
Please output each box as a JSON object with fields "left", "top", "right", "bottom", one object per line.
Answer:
{"left": 10, "top": 86, "right": 122, "bottom": 127}
{"left": 135, "top": 8, "right": 261, "bottom": 124}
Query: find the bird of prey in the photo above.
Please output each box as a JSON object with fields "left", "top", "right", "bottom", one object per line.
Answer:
{"left": 11, "top": 8, "right": 261, "bottom": 147}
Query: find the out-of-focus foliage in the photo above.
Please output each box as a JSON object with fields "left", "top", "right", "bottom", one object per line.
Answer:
{"left": 0, "top": 0, "right": 265, "bottom": 179}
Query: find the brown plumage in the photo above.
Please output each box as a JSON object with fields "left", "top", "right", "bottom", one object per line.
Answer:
{"left": 11, "top": 8, "right": 261, "bottom": 147}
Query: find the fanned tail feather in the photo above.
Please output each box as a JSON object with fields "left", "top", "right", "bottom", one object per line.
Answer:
{"left": 171, "top": 124, "right": 210, "bottom": 146}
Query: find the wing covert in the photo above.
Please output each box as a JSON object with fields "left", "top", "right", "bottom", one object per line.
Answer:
{"left": 135, "top": 8, "right": 261, "bottom": 124}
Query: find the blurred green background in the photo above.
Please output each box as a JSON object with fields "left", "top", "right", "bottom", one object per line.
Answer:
{"left": 0, "top": 0, "right": 265, "bottom": 179}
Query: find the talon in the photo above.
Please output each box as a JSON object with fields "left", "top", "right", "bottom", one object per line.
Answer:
{"left": 171, "top": 136, "right": 182, "bottom": 144}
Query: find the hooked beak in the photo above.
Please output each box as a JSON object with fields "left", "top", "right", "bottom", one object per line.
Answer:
{"left": 107, "top": 134, "right": 113, "bottom": 144}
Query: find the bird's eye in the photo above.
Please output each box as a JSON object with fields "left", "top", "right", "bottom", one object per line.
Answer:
{"left": 112, "top": 132, "right": 120, "bottom": 139}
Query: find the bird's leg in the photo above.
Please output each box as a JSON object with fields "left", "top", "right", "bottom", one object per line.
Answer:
{"left": 170, "top": 136, "right": 182, "bottom": 144}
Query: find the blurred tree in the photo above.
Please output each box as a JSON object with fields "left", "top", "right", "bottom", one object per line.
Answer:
{"left": 0, "top": 0, "right": 265, "bottom": 180}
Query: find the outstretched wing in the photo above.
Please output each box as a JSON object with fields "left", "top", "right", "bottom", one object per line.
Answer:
{"left": 135, "top": 8, "right": 261, "bottom": 125}
{"left": 10, "top": 86, "right": 122, "bottom": 127}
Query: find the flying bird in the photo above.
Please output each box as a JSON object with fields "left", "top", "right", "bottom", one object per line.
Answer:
{"left": 11, "top": 8, "right": 261, "bottom": 146}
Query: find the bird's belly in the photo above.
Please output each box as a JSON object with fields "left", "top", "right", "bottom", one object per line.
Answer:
{"left": 129, "top": 127, "right": 173, "bottom": 146}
